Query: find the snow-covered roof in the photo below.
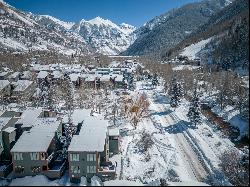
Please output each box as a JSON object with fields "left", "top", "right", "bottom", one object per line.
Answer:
{"left": 11, "top": 118, "right": 61, "bottom": 153}
{"left": 31, "top": 64, "right": 51, "bottom": 72}
{"left": 20, "top": 71, "right": 32, "bottom": 79}
{"left": 30, "top": 118, "right": 61, "bottom": 133}
{"left": 37, "top": 71, "right": 48, "bottom": 79}
{"left": 0, "top": 80, "right": 10, "bottom": 91}
{"left": 0, "top": 72, "right": 9, "bottom": 77}
{"left": 121, "top": 68, "right": 133, "bottom": 73}
{"left": 62, "top": 109, "right": 92, "bottom": 125}
{"left": 111, "top": 68, "right": 121, "bottom": 71}
{"left": 3, "top": 126, "right": 16, "bottom": 133}
{"left": 114, "top": 75, "right": 123, "bottom": 82}
{"left": 96, "top": 68, "right": 111, "bottom": 72}
{"left": 69, "top": 73, "right": 80, "bottom": 82}
{"left": 80, "top": 73, "right": 89, "bottom": 79}
{"left": 107, "top": 128, "right": 119, "bottom": 137}
{"left": 10, "top": 131, "right": 54, "bottom": 153}
{"left": 0, "top": 117, "right": 12, "bottom": 130}
{"left": 100, "top": 75, "right": 111, "bottom": 82}
{"left": 85, "top": 75, "right": 96, "bottom": 82}
{"left": 8, "top": 72, "right": 20, "bottom": 79}
{"left": 52, "top": 71, "right": 63, "bottom": 79}
{"left": 15, "top": 107, "right": 43, "bottom": 128}
{"left": 68, "top": 117, "right": 108, "bottom": 152}
{"left": 13, "top": 80, "right": 33, "bottom": 92}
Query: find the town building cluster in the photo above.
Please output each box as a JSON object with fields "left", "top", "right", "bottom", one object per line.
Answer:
{"left": 0, "top": 59, "right": 142, "bottom": 183}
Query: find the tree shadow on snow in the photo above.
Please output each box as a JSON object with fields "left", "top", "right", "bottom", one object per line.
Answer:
{"left": 150, "top": 109, "right": 173, "bottom": 116}
{"left": 153, "top": 94, "right": 170, "bottom": 104}
{"left": 163, "top": 120, "right": 195, "bottom": 134}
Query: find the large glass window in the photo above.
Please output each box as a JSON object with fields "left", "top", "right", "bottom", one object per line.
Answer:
{"left": 87, "top": 154, "right": 96, "bottom": 161}
{"left": 71, "top": 166, "right": 80, "bottom": 174}
{"left": 87, "top": 166, "right": 96, "bottom": 173}
{"left": 13, "top": 153, "right": 23, "bottom": 160}
{"left": 14, "top": 166, "right": 24, "bottom": 173}
{"left": 30, "top": 152, "right": 39, "bottom": 160}
{"left": 31, "top": 166, "right": 41, "bottom": 173}
{"left": 70, "top": 153, "right": 80, "bottom": 161}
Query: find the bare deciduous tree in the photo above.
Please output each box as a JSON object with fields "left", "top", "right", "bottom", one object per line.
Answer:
{"left": 127, "top": 94, "right": 150, "bottom": 129}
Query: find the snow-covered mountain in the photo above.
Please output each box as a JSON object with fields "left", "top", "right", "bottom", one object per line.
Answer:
{"left": 71, "top": 17, "right": 136, "bottom": 55}
{"left": 32, "top": 15, "right": 75, "bottom": 31}
{"left": 123, "top": 0, "right": 234, "bottom": 56}
{"left": 0, "top": 1, "right": 92, "bottom": 55}
{"left": 164, "top": 0, "right": 249, "bottom": 75}
{"left": 0, "top": 1, "right": 137, "bottom": 55}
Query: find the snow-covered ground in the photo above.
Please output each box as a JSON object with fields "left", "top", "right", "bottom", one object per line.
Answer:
{"left": 180, "top": 38, "right": 212, "bottom": 60}
{"left": 3, "top": 71, "right": 242, "bottom": 186}
{"left": 108, "top": 80, "right": 234, "bottom": 185}
{"left": 172, "top": 65, "right": 200, "bottom": 71}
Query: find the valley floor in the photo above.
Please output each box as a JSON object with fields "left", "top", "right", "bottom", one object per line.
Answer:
{"left": 112, "top": 80, "right": 234, "bottom": 185}
{"left": 5, "top": 79, "right": 238, "bottom": 186}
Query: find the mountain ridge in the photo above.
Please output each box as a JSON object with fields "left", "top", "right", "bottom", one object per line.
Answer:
{"left": 0, "top": 0, "right": 137, "bottom": 55}
{"left": 122, "top": 0, "right": 233, "bottom": 57}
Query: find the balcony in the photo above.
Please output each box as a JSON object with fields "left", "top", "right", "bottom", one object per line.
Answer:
{"left": 46, "top": 152, "right": 55, "bottom": 163}
{"left": 97, "top": 161, "right": 116, "bottom": 180}
{"left": 43, "top": 153, "right": 66, "bottom": 179}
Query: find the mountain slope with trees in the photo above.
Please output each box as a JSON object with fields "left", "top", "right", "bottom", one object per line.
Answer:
{"left": 163, "top": 0, "right": 249, "bottom": 75}
{"left": 122, "top": 0, "right": 233, "bottom": 57}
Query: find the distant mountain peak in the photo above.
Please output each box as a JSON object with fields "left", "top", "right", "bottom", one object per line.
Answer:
{"left": 82, "top": 16, "right": 119, "bottom": 29}
{"left": 120, "top": 23, "right": 136, "bottom": 31}
{"left": 72, "top": 16, "right": 136, "bottom": 55}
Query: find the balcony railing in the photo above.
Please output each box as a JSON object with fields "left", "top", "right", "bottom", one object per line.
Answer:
{"left": 46, "top": 152, "right": 55, "bottom": 163}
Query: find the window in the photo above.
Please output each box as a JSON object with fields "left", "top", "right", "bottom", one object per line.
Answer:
{"left": 70, "top": 154, "right": 79, "bottom": 161}
{"left": 87, "top": 166, "right": 96, "bottom": 174}
{"left": 41, "top": 153, "right": 46, "bottom": 160}
{"left": 31, "top": 166, "right": 41, "bottom": 173}
{"left": 87, "top": 154, "right": 96, "bottom": 162}
{"left": 71, "top": 166, "right": 80, "bottom": 174}
{"left": 13, "top": 153, "right": 23, "bottom": 160}
{"left": 30, "top": 152, "right": 39, "bottom": 160}
{"left": 42, "top": 165, "right": 47, "bottom": 171}
{"left": 14, "top": 166, "right": 24, "bottom": 174}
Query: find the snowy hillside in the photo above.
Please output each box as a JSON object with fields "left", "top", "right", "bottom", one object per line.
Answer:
{"left": 0, "top": 1, "right": 137, "bottom": 55}
{"left": 123, "top": 0, "right": 233, "bottom": 56}
{"left": 72, "top": 17, "right": 137, "bottom": 55}
{"left": 179, "top": 37, "right": 213, "bottom": 60}
{"left": 0, "top": 1, "right": 91, "bottom": 55}
{"left": 32, "top": 15, "right": 75, "bottom": 30}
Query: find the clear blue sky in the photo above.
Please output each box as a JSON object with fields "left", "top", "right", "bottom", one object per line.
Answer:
{"left": 5, "top": 0, "right": 200, "bottom": 27}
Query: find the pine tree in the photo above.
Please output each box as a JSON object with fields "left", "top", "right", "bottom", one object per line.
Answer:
{"left": 127, "top": 74, "right": 134, "bottom": 90}
{"left": 61, "top": 74, "right": 76, "bottom": 150}
{"left": 187, "top": 85, "right": 202, "bottom": 128}
{"left": 38, "top": 79, "right": 50, "bottom": 107}
{"left": 169, "top": 76, "right": 181, "bottom": 107}
{"left": 152, "top": 73, "right": 159, "bottom": 88}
